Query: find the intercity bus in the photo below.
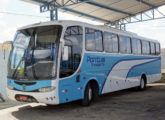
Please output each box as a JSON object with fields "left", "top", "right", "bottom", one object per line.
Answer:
{"left": 7, "top": 21, "right": 161, "bottom": 106}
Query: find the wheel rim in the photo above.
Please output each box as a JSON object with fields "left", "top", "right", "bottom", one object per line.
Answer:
{"left": 141, "top": 78, "right": 145, "bottom": 89}
{"left": 88, "top": 87, "right": 92, "bottom": 101}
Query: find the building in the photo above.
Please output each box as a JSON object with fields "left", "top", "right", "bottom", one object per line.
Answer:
{"left": 0, "top": 41, "right": 12, "bottom": 52}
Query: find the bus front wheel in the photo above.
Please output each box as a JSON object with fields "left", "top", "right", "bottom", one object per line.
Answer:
{"left": 81, "top": 83, "right": 94, "bottom": 106}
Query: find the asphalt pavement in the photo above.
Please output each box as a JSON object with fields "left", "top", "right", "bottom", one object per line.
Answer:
{"left": 0, "top": 83, "right": 165, "bottom": 120}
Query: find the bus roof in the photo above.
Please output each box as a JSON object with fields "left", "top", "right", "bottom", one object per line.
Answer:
{"left": 18, "top": 20, "right": 159, "bottom": 43}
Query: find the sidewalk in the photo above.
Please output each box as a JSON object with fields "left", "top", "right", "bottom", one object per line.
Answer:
{"left": 0, "top": 99, "right": 24, "bottom": 110}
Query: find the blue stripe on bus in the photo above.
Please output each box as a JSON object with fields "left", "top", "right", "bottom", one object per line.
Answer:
{"left": 8, "top": 79, "right": 51, "bottom": 91}
{"left": 100, "top": 56, "right": 161, "bottom": 93}
{"left": 126, "top": 57, "right": 161, "bottom": 79}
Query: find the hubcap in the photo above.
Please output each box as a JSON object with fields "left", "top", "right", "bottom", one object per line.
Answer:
{"left": 88, "top": 88, "right": 92, "bottom": 101}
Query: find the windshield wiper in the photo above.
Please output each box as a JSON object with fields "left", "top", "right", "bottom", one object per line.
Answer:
{"left": 12, "top": 54, "right": 25, "bottom": 79}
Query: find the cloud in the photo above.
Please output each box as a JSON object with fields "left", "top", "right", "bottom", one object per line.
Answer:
{"left": 0, "top": 0, "right": 9, "bottom": 10}
{"left": 127, "top": 18, "right": 165, "bottom": 48}
{"left": 0, "top": 27, "right": 16, "bottom": 43}
{"left": 0, "top": 0, "right": 10, "bottom": 18}
{"left": 31, "top": 6, "right": 40, "bottom": 14}
{"left": 0, "top": 18, "right": 16, "bottom": 43}
{"left": 0, "top": 20, "right": 6, "bottom": 28}
{"left": 58, "top": 11, "right": 102, "bottom": 25}
{"left": 0, "top": 12, "right": 4, "bottom": 18}
{"left": 152, "top": 33, "right": 165, "bottom": 48}
{"left": 0, "top": 0, "right": 9, "bottom": 5}
{"left": 158, "top": 5, "right": 165, "bottom": 12}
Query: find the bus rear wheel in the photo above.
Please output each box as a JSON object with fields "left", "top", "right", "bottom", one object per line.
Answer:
{"left": 81, "top": 83, "right": 94, "bottom": 106}
{"left": 139, "top": 76, "right": 146, "bottom": 90}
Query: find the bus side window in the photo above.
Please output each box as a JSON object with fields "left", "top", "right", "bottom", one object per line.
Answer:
{"left": 155, "top": 43, "right": 160, "bottom": 55}
{"left": 85, "top": 28, "right": 103, "bottom": 52}
{"left": 132, "top": 39, "right": 142, "bottom": 55}
{"left": 85, "top": 28, "right": 95, "bottom": 51}
{"left": 60, "top": 26, "right": 83, "bottom": 78}
{"left": 119, "top": 36, "right": 131, "bottom": 54}
{"left": 132, "top": 39, "right": 138, "bottom": 54}
{"left": 137, "top": 39, "right": 142, "bottom": 55}
{"left": 104, "top": 32, "right": 118, "bottom": 53}
{"left": 150, "top": 42, "right": 156, "bottom": 55}
{"left": 142, "top": 41, "right": 150, "bottom": 55}
{"left": 95, "top": 31, "right": 103, "bottom": 52}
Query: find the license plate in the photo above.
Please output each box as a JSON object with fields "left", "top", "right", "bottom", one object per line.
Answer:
{"left": 19, "top": 96, "right": 28, "bottom": 101}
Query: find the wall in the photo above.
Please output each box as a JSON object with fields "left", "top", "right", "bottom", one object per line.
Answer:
{"left": 0, "top": 43, "right": 11, "bottom": 99}
{"left": 0, "top": 51, "right": 9, "bottom": 99}
{"left": 162, "top": 49, "right": 165, "bottom": 73}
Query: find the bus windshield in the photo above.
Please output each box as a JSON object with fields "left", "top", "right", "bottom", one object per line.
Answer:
{"left": 7, "top": 25, "right": 62, "bottom": 81}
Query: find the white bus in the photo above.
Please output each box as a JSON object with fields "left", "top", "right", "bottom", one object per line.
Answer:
{"left": 7, "top": 20, "right": 161, "bottom": 106}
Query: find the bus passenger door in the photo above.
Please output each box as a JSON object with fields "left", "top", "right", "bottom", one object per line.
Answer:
{"left": 59, "top": 26, "right": 83, "bottom": 103}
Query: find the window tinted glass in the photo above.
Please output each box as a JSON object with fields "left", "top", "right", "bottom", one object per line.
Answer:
{"left": 142, "top": 41, "right": 146, "bottom": 54}
{"left": 142, "top": 41, "right": 150, "bottom": 55}
{"left": 127, "top": 38, "right": 131, "bottom": 54}
{"left": 85, "top": 28, "right": 103, "bottom": 51}
{"left": 95, "top": 31, "right": 103, "bottom": 51}
{"left": 104, "top": 32, "right": 118, "bottom": 53}
{"left": 132, "top": 39, "right": 138, "bottom": 54}
{"left": 119, "top": 36, "right": 131, "bottom": 54}
{"left": 137, "top": 40, "right": 142, "bottom": 55}
{"left": 150, "top": 42, "right": 156, "bottom": 55}
{"left": 60, "top": 26, "right": 83, "bottom": 78}
{"left": 85, "top": 29, "right": 95, "bottom": 51}
{"left": 132, "top": 39, "right": 141, "bottom": 55}
{"left": 146, "top": 42, "right": 150, "bottom": 55}
{"left": 156, "top": 43, "right": 160, "bottom": 55}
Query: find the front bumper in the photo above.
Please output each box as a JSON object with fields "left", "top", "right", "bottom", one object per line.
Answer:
{"left": 7, "top": 88, "right": 59, "bottom": 105}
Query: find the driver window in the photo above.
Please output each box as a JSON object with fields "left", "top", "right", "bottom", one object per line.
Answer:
{"left": 60, "top": 26, "right": 83, "bottom": 78}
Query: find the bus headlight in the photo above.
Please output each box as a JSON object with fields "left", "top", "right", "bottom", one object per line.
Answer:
{"left": 7, "top": 84, "right": 14, "bottom": 90}
{"left": 38, "top": 86, "right": 56, "bottom": 92}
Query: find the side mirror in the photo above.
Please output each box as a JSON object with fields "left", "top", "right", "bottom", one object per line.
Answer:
{"left": 62, "top": 46, "right": 69, "bottom": 61}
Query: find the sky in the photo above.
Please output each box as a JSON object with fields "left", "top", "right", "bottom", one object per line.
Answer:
{"left": 0, "top": 0, "right": 165, "bottom": 48}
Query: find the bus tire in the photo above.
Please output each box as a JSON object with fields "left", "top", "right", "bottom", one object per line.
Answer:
{"left": 81, "top": 83, "right": 94, "bottom": 106}
{"left": 138, "top": 76, "right": 146, "bottom": 90}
